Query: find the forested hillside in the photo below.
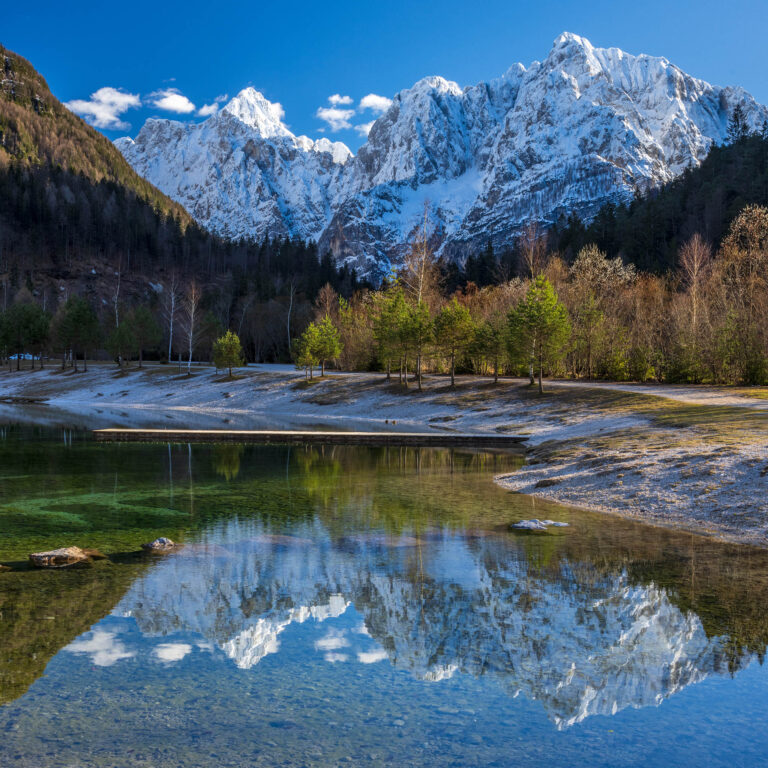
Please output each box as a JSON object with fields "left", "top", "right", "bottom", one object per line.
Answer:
{"left": 0, "top": 44, "right": 361, "bottom": 363}
{"left": 553, "top": 133, "right": 768, "bottom": 272}
{"left": 0, "top": 44, "right": 190, "bottom": 219}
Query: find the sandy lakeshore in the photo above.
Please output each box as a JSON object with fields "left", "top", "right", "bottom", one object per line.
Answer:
{"left": 1, "top": 363, "right": 768, "bottom": 546}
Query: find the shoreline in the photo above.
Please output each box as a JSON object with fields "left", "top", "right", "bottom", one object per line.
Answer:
{"left": 92, "top": 427, "right": 528, "bottom": 449}
{"left": 1, "top": 363, "right": 767, "bottom": 547}
{"left": 496, "top": 476, "right": 768, "bottom": 550}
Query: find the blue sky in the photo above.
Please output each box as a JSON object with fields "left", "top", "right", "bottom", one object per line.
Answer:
{"left": 4, "top": 0, "right": 768, "bottom": 150}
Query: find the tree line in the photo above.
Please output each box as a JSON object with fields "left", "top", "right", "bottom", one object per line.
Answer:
{"left": 552, "top": 132, "right": 768, "bottom": 273}
{"left": 292, "top": 203, "right": 768, "bottom": 388}
{"left": 3, "top": 200, "right": 768, "bottom": 389}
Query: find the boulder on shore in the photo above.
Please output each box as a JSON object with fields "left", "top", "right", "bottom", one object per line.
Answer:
{"left": 29, "top": 546, "right": 90, "bottom": 568}
{"left": 142, "top": 537, "right": 176, "bottom": 553}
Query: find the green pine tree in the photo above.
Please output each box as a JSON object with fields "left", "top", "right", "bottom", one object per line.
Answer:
{"left": 295, "top": 322, "right": 320, "bottom": 379}
{"left": 373, "top": 287, "right": 407, "bottom": 381}
{"left": 434, "top": 297, "right": 475, "bottom": 387}
{"left": 212, "top": 330, "right": 245, "bottom": 377}
{"left": 129, "top": 305, "right": 162, "bottom": 368}
{"left": 1, "top": 300, "right": 49, "bottom": 371}
{"left": 474, "top": 312, "right": 507, "bottom": 383}
{"left": 314, "top": 315, "right": 343, "bottom": 376}
{"left": 52, "top": 297, "right": 99, "bottom": 372}
{"left": 401, "top": 302, "right": 433, "bottom": 391}
{"left": 508, "top": 275, "right": 571, "bottom": 393}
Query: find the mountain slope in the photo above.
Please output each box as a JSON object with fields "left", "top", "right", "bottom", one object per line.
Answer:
{"left": 0, "top": 43, "right": 190, "bottom": 223}
{"left": 554, "top": 133, "right": 768, "bottom": 271}
{"left": 115, "top": 89, "right": 351, "bottom": 241}
{"left": 0, "top": 43, "right": 361, "bottom": 325}
{"left": 115, "top": 33, "right": 768, "bottom": 276}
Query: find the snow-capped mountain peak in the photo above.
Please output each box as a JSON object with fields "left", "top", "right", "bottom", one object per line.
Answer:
{"left": 115, "top": 33, "right": 768, "bottom": 275}
{"left": 312, "top": 137, "right": 353, "bottom": 165}
{"left": 220, "top": 87, "right": 293, "bottom": 138}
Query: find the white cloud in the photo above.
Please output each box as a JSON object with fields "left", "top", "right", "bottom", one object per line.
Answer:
{"left": 328, "top": 93, "right": 353, "bottom": 106}
{"left": 154, "top": 643, "right": 192, "bottom": 662}
{"left": 324, "top": 652, "right": 349, "bottom": 663}
{"left": 315, "top": 630, "right": 350, "bottom": 651}
{"left": 359, "top": 93, "right": 393, "bottom": 114}
{"left": 355, "top": 121, "right": 375, "bottom": 137}
{"left": 150, "top": 88, "right": 196, "bottom": 114}
{"left": 65, "top": 629, "right": 135, "bottom": 666}
{"left": 65, "top": 87, "right": 140, "bottom": 130}
{"left": 270, "top": 101, "right": 286, "bottom": 121}
{"left": 197, "top": 93, "right": 229, "bottom": 117}
{"left": 357, "top": 648, "right": 388, "bottom": 664}
{"left": 316, "top": 106, "right": 355, "bottom": 132}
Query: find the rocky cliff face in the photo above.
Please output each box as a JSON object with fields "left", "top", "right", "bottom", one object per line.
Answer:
{"left": 115, "top": 88, "right": 351, "bottom": 242}
{"left": 116, "top": 33, "right": 768, "bottom": 276}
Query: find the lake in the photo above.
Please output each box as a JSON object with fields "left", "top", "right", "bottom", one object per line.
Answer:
{"left": 1, "top": 423, "right": 768, "bottom": 767}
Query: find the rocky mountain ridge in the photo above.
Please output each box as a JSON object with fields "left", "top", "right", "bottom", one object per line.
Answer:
{"left": 115, "top": 33, "right": 768, "bottom": 276}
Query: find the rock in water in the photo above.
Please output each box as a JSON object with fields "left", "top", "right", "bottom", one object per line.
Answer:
{"left": 142, "top": 537, "right": 176, "bottom": 552}
{"left": 511, "top": 519, "right": 549, "bottom": 531}
{"left": 0, "top": 564, "right": 11, "bottom": 572}
{"left": 511, "top": 519, "right": 570, "bottom": 531}
{"left": 29, "top": 546, "right": 90, "bottom": 568}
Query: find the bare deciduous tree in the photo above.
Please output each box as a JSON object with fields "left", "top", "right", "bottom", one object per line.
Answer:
{"left": 518, "top": 222, "right": 548, "bottom": 278}
{"left": 314, "top": 283, "right": 339, "bottom": 322}
{"left": 679, "top": 234, "right": 712, "bottom": 336}
{"left": 161, "top": 272, "right": 180, "bottom": 362}
{"left": 400, "top": 203, "right": 441, "bottom": 308}
{"left": 181, "top": 281, "right": 202, "bottom": 375}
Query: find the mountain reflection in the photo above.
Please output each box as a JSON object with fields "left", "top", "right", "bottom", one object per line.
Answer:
{"left": 105, "top": 518, "right": 737, "bottom": 728}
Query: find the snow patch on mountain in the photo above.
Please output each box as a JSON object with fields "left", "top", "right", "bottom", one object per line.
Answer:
{"left": 220, "top": 88, "right": 292, "bottom": 138}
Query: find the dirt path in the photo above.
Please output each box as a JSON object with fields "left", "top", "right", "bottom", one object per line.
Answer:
{"left": 545, "top": 379, "right": 768, "bottom": 410}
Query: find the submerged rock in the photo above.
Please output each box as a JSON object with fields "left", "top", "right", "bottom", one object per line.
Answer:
{"left": 511, "top": 519, "right": 549, "bottom": 531}
{"left": 142, "top": 537, "right": 177, "bottom": 553}
{"left": 511, "top": 519, "right": 570, "bottom": 531}
{"left": 82, "top": 548, "right": 108, "bottom": 560}
{"left": 29, "top": 546, "right": 90, "bottom": 568}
